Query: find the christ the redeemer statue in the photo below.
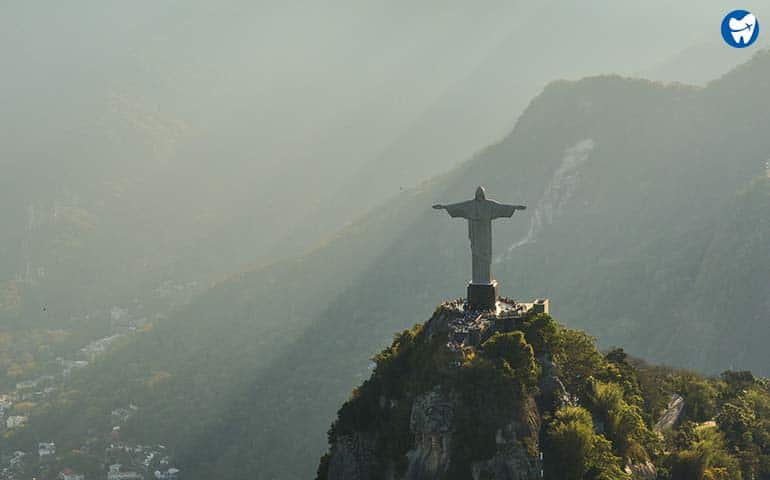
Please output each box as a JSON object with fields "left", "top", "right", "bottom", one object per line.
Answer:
{"left": 433, "top": 186, "right": 526, "bottom": 309}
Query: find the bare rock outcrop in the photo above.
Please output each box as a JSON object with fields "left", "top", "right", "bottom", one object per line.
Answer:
{"left": 654, "top": 394, "right": 685, "bottom": 432}
{"left": 322, "top": 300, "right": 547, "bottom": 480}
{"left": 326, "top": 433, "right": 375, "bottom": 480}
{"left": 625, "top": 460, "right": 657, "bottom": 480}
{"left": 404, "top": 388, "right": 454, "bottom": 479}
{"left": 471, "top": 396, "right": 542, "bottom": 480}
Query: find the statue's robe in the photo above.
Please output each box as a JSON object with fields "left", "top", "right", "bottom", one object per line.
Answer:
{"left": 442, "top": 199, "right": 519, "bottom": 284}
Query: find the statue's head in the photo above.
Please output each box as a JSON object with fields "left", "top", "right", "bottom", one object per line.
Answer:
{"left": 475, "top": 186, "right": 486, "bottom": 200}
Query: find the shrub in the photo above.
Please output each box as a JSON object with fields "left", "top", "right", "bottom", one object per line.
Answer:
{"left": 544, "top": 406, "right": 627, "bottom": 480}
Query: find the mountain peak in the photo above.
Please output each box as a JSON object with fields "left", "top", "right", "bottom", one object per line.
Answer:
{"left": 318, "top": 298, "right": 553, "bottom": 480}
{"left": 317, "top": 296, "right": 770, "bottom": 480}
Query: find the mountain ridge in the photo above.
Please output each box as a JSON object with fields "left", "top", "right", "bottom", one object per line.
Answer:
{"left": 7, "top": 51, "right": 770, "bottom": 479}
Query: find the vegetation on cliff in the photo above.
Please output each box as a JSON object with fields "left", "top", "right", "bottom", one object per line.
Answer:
{"left": 319, "top": 306, "right": 770, "bottom": 479}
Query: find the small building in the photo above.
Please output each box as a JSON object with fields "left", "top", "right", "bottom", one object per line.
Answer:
{"left": 6, "top": 415, "right": 28, "bottom": 429}
{"left": 155, "top": 468, "right": 181, "bottom": 480}
{"left": 15, "top": 379, "right": 39, "bottom": 391}
{"left": 111, "top": 408, "right": 132, "bottom": 423}
{"left": 107, "top": 464, "right": 143, "bottom": 480}
{"left": 59, "top": 468, "right": 85, "bottom": 480}
{"left": 39, "top": 442, "right": 56, "bottom": 457}
{"left": 532, "top": 298, "right": 550, "bottom": 315}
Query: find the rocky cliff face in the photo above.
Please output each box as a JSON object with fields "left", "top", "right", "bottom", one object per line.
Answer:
{"left": 319, "top": 300, "right": 546, "bottom": 480}
{"left": 402, "top": 387, "right": 541, "bottom": 480}
{"left": 316, "top": 301, "right": 691, "bottom": 480}
{"left": 405, "top": 388, "right": 455, "bottom": 479}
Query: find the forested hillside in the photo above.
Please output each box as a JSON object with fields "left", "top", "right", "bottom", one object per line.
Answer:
{"left": 8, "top": 52, "right": 770, "bottom": 479}
{"left": 319, "top": 306, "right": 770, "bottom": 480}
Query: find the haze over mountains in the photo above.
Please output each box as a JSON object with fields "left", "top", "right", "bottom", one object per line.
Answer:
{"left": 3, "top": 1, "right": 768, "bottom": 332}
{"left": 2, "top": 3, "right": 770, "bottom": 480}
{"left": 10, "top": 48, "right": 769, "bottom": 479}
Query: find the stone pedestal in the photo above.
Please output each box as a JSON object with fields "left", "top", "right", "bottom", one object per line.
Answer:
{"left": 467, "top": 281, "right": 498, "bottom": 310}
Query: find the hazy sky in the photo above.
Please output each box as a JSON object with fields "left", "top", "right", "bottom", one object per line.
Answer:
{"left": 2, "top": 1, "right": 769, "bottom": 267}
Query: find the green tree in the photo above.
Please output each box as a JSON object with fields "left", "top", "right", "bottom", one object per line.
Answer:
{"left": 678, "top": 376, "right": 719, "bottom": 423}
{"left": 588, "top": 380, "right": 650, "bottom": 461}
{"left": 667, "top": 426, "right": 741, "bottom": 480}
{"left": 545, "top": 406, "right": 627, "bottom": 480}
{"left": 554, "top": 329, "right": 604, "bottom": 403}
{"left": 481, "top": 331, "right": 538, "bottom": 387}
{"left": 521, "top": 313, "right": 560, "bottom": 355}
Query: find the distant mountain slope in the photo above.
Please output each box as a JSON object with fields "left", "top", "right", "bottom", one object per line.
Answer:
{"left": 639, "top": 40, "right": 762, "bottom": 85}
{"left": 14, "top": 51, "right": 770, "bottom": 479}
{"left": 260, "top": 0, "right": 770, "bottom": 259}
{"left": 4, "top": 1, "right": 765, "bottom": 334}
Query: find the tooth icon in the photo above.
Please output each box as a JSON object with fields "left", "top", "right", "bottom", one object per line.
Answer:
{"left": 729, "top": 13, "right": 756, "bottom": 45}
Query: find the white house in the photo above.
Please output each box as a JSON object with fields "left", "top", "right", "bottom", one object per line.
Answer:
{"left": 39, "top": 442, "right": 56, "bottom": 457}
{"left": 154, "top": 468, "right": 180, "bottom": 480}
{"left": 107, "top": 464, "right": 143, "bottom": 480}
{"left": 6, "top": 415, "right": 28, "bottom": 429}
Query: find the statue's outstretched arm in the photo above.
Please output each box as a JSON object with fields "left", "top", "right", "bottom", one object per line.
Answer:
{"left": 490, "top": 201, "right": 527, "bottom": 218}
{"left": 433, "top": 200, "right": 473, "bottom": 218}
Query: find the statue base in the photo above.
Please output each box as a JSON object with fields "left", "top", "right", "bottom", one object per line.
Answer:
{"left": 467, "top": 281, "right": 498, "bottom": 310}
